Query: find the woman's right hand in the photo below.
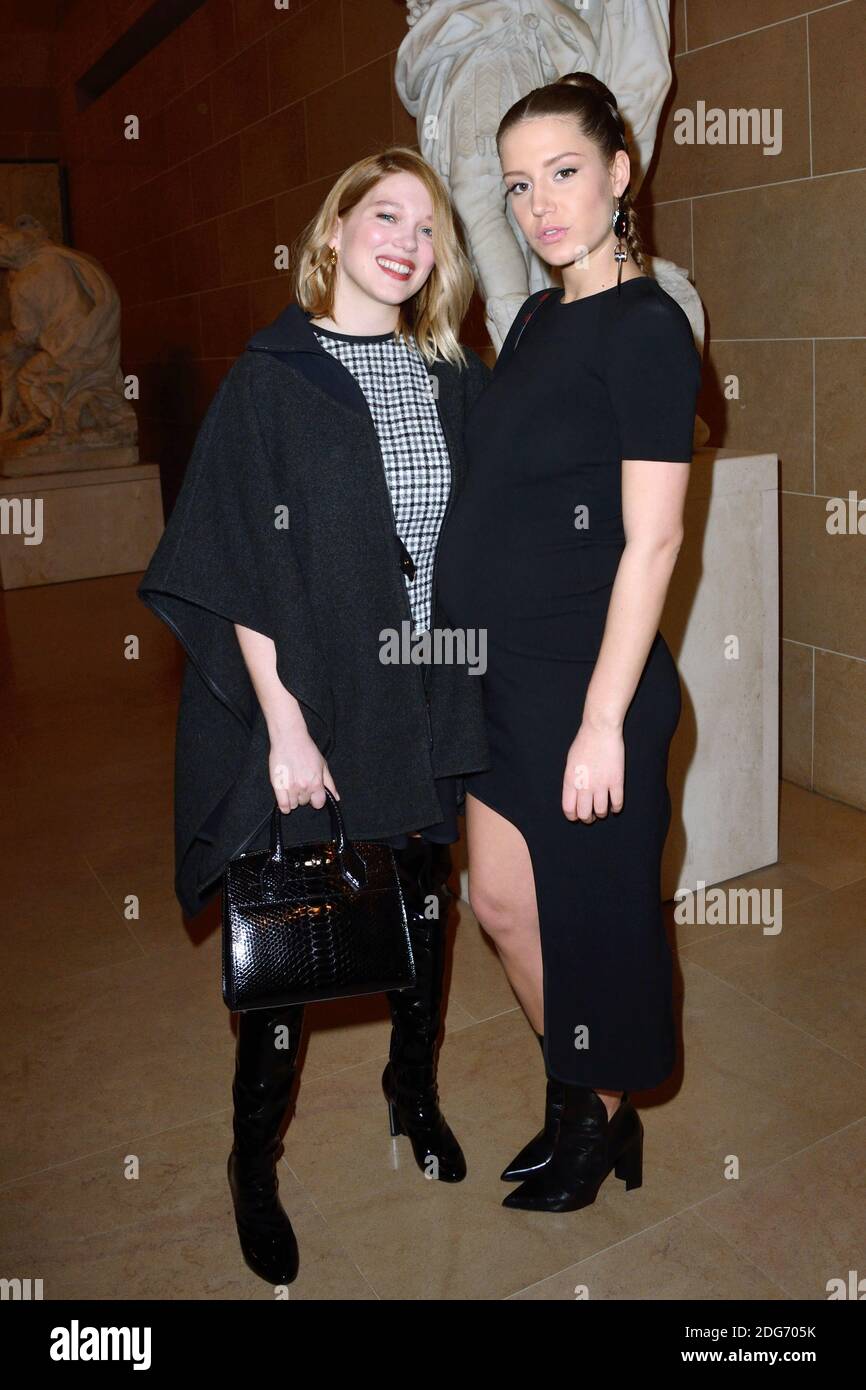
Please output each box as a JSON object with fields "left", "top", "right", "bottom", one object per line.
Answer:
{"left": 268, "top": 725, "right": 339, "bottom": 813}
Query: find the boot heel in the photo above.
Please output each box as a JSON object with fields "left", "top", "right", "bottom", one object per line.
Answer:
{"left": 386, "top": 1097, "right": 402, "bottom": 1137}
{"left": 382, "top": 842, "right": 467, "bottom": 1183}
{"left": 614, "top": 1134, "right": 643, "bottom": 1191}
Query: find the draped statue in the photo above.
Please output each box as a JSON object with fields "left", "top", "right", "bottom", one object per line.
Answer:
{"left": 395, "top": 0, "right": 707, "bottom": 410}
{"left": 0, "top": 214, "right": 137, "bottom": 473}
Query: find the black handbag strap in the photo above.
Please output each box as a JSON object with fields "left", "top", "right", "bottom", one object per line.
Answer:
{"left": 268, "top": 789, "right": 367, "bottom": 892}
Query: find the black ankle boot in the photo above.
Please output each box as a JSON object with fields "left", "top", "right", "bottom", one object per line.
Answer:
{"left": 501, "top": 1032, "right": 566, "bottom": 1181}
{"left": 382, "top": 838, "right": 466, "bottom": 1183}
{"left": 227, "top": 1003, "right": 305, "bottom": 1283}
{"left": 502, "top": 1083, "right": 642, "bottom": 1212}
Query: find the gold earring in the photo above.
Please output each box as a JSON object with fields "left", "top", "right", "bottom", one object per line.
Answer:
{"left": 328, "top": 246, "right": 338, "bottom": 267}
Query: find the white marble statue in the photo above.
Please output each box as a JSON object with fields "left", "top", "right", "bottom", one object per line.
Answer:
{"left": 396, "top": 0, "right": 707, "bottom": 383}
{"left": 0, "top": 214, "right": 137, "bottom": 469}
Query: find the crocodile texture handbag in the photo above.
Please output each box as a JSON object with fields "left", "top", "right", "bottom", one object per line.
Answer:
{"left": 222, "top": 790, "right": 415, "bottom": 1010}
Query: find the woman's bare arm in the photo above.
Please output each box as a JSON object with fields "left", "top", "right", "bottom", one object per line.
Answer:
{"left": 583, "top": 458, "right": 689, "bottom": 727}
{"left": 233, "top": 623, "right": 338, "bottom": 811}
{"left": 561, "top": 457, "right": 690, "bottom": 823}
{"left": 233, "top": 624, "right": 307, "bottom": 737}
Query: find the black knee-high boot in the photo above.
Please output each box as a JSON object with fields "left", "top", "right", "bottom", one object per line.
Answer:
{"left": 500, "top": 1031, "right": 566, "bottom": 1181}
{"left": 382, "top": 838, "right": 466, "bottom": 1182}
{"left": 227, "top": 1003, "right": 305, "bottom": 1283}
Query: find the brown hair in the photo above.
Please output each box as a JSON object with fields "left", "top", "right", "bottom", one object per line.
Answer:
{"left": 290, "top": 146, "right": 475, "bottom": 368}
{"left": 496, "top": 72, "right": 645, "bottom": 270}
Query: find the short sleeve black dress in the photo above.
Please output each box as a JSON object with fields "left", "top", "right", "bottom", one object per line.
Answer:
{"left": 435, "top": 275, "right": 702, "bottom": 1092}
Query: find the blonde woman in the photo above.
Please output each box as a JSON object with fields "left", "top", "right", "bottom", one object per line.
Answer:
{"left": 138, "top": 148, "right": 492, "bottom": 1285}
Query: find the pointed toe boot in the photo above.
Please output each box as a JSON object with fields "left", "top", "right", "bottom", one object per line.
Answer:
{"left": 503, "top": 1084, "right": 642, "bottom": 1213}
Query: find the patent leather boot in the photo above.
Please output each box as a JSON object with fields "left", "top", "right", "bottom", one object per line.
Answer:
{"left": 501, "top": 1031, "right": 565, "bottom": 1181}
{"left": 382, "top": 838, "right": 466, "bottom": 1182}
{"left": 503, "top": 1083, "right": 642, "bottom": 1212}
{"left": 227, "top": 1003, "right": 304, "bottom": 1283}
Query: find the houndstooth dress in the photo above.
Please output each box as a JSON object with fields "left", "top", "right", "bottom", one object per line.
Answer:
{"left": 310, "top": 321, "right": 460, "bottom": 845}
{"left": 311, "top": 323, "right": 451, "bottom": 635}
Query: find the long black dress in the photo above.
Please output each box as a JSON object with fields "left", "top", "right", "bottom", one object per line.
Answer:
{"left": 436, "top": 275, "right": 702, "bottom": 1091}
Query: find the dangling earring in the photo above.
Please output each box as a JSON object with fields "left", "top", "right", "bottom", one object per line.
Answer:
{"left": 612, "top": 196, "right": 628, "bottom": 294}
{"left": 328, "top": 245, "right": 338, "bottom": 268}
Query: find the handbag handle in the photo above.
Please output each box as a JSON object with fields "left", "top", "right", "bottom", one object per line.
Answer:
{"left": 267, "top": 788, "right": 367, "bottom": 892}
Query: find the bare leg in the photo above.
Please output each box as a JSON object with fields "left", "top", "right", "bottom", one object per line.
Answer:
{"left": 464, "top": 792, "right": 544, "bottom": 1032}
{"left": 595, "top": 1088, "right": 624, "bottom": 1120}
{"left": 466, "top": 794, "right": 626, "bottom": 1118}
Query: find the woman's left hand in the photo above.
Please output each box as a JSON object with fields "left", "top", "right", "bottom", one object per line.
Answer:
{"left": 562, "top": 721, "right": 625, "bottom": 823}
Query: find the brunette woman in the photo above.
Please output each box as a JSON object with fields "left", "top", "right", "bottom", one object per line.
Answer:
{"left": 436, "top": 73, "right": 701, "bottom": 1211}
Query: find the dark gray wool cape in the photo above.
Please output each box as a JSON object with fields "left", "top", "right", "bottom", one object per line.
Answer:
{"left": 138, "top": 301, "right": 493, "bottom": 918}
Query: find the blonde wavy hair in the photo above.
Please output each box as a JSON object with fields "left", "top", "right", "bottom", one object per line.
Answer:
{"left": 290, "top": 147, "right": 475, "bottom": 368}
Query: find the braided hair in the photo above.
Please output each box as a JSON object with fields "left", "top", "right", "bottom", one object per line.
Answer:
{"left": 496, "top": 71, "right": 645, "bottom": 270}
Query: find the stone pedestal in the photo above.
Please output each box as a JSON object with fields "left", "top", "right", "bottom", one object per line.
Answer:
{"left": 455, "top": 448, "right": 780, "bottom": 904}
{"left": 0, "top": 463, "right": 164, "bottom": 589}
{"left": 0, "top": 443, "right": 139, "bottom": 476}
{"left": 660, "top": 448, "right": 779, "bottom": 897}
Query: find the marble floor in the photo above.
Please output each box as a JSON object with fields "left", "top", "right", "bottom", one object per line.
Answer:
{"left": 1, "top": 573, "right": 864, "bottom": 1301}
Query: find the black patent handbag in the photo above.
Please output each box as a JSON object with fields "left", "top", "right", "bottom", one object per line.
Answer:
{"left": 221, "top": 790, "right": 415, "bottom": 1011}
